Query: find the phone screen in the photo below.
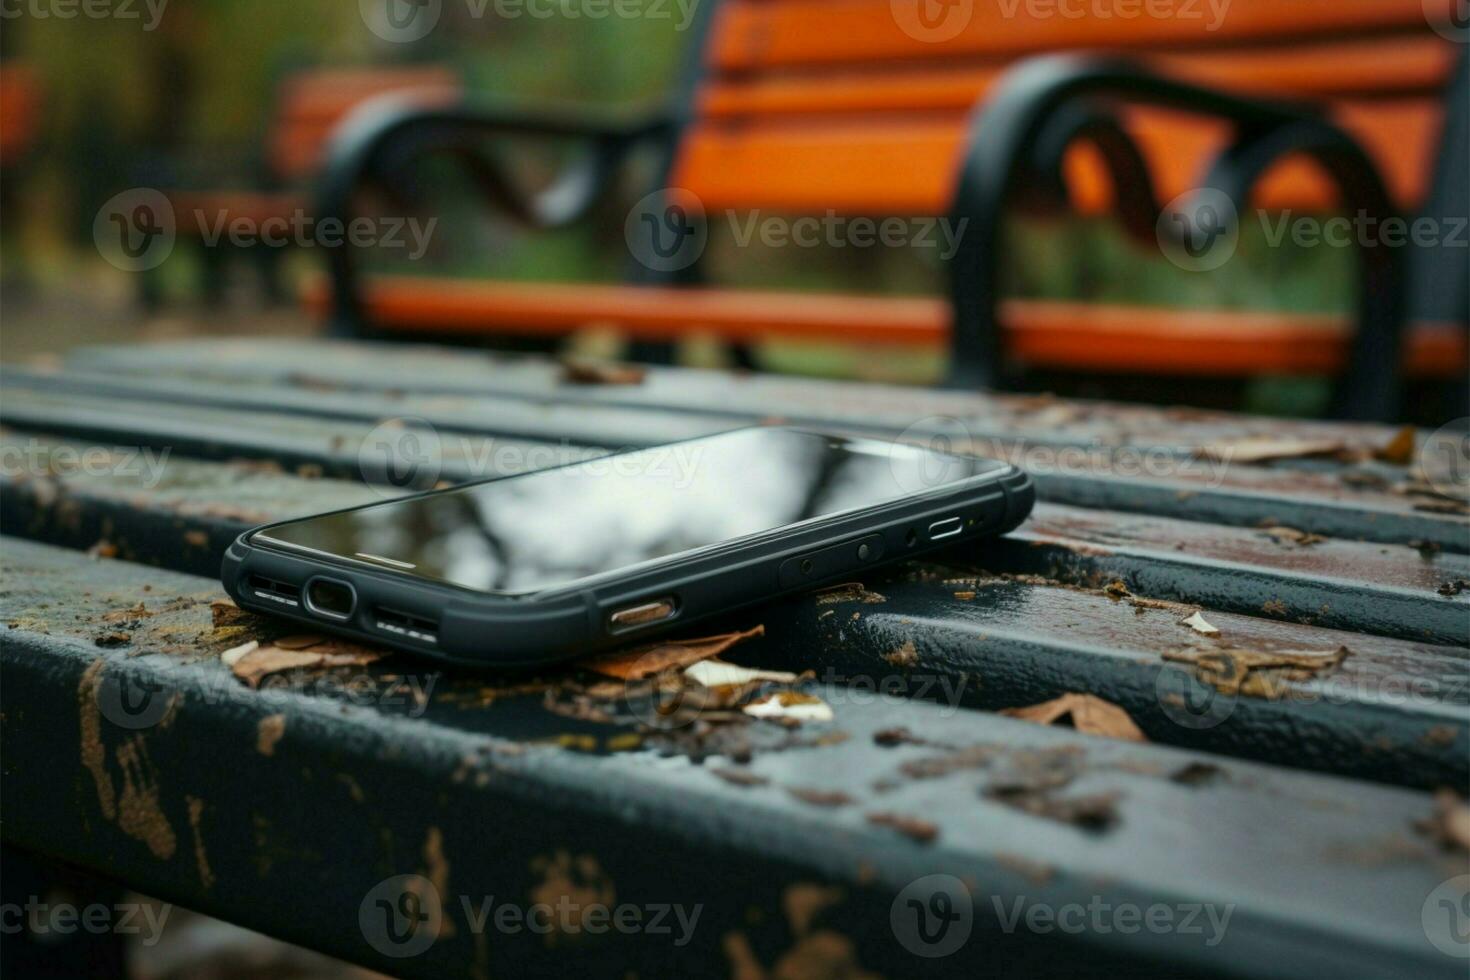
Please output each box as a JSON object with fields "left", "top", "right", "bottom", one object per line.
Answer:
{"left": 256, "top": 427, "right": 1005, "bottom": 595}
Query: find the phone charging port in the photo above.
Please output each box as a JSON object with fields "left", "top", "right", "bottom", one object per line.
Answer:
{"left": 304, "top": 578, "right": 356, "bottom": 620}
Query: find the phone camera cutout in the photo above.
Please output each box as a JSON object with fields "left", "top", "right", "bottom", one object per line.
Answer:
{"left": 800, "top": 559, "right": 815, "bottom": 576}
{"left": 304, "top": 577, "right": 356, "bottom": 620}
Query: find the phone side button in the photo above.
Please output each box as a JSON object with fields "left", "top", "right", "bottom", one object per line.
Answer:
{"left": 609, "top": 598, "right": 678, "bottom": 632}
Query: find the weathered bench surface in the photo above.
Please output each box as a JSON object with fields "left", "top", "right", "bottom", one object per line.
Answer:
{"left": 2, "top": 339, "right": 1466, "bottom": 978}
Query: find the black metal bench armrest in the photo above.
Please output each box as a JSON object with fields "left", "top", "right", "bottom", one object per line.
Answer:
{"left": 314, "top": 97, "right": 677, "bottom": 335}
{"left": 946, "top": 53, "right": 1406, "bottom": 421}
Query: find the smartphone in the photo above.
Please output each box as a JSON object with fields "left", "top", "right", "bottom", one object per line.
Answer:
{"left": 222, "top": 427, "right": 1034, "bottom": 667}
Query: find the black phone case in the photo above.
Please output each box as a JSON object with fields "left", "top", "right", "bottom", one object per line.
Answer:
{"left": 222, "top": 463, "right": 1034, "bottom": 668}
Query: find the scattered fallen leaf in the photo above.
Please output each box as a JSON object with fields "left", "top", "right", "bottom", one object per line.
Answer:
{"left": 1103, "top": 580, "right": 1130, "bottom": 600}
{"left": 986, "top": 786, "right": 1121, "bottom": 832}
{"left": 1180, "top": 611, "right": 1220, "bottom": 635}
{"left": 1195, "top": 436, "right": 1343, "bottom": 464}
{"left": 211, "top": 600, "right": 253, "bottom": 628}
{"left": 584, "top": 626, "right": 765, "bottom": 680}
{"left": 102, "top": 603, "right": 151, "bottom": 624}
{"left": 900, "top": 745, "right": 995, "bottom": 779}
{"left": 866, "top": 812, "right": 938, "bottom": 843}
{"left": 743, "top": 690, "right": 834, "bottom": 723}
{"left": 787, "top": 787, "right": 854, "bottom": 807}
{"left": 953, "top": 591, "right": 976, "bottom": 600}
{"left": 274, "top": 634, "right": 327, "bottom": 650}
{"left": 1437, "top": 579, "right": 1469, "bottom": 597}
{"left": 1170, "top": 762, "right": 1223, "bottom": 787}
{"left": 1373, "top": 426, "right": 1417, "bottom": 465}
{"left": 93, "top": 631, "right": 131, "bottom": 648}
{"left": 1258, "top": 525, "right": 1326, "bottom": 547}
{"left": 1415, "top": 789, "right": 1470, "bottom": 853}
{"left": 711, "top": 768, "right": 769, "bottom": 788}
{"left": 687, "top": 659, "right": 798, "bottom": 688}
{"left": 559, "top": 360, "right": 647, "bottom": 386}
{"left": 1163, "top": 645, "right": 1348, "bottom": 698}
{"left": 882, "top": 641, "right": 919, "bottom": 668}
{"left": 229, "top": 638, "right": 385, "bottom": 688}
{"left": 256, "top": 714, "right": 286, "bottom": 756}
{"left": 873, "top": 727, "right": 924, "bottom": 747}
{"left": 221, "top": 640, "right": 259, "bottom": 666}
{"left": 1000, "top": 694, "right": 1146, "bottom": 742}
{"left": 87, "top": 540, "right": 118, "bottom": 560}
{"left": 814, "top": 583, "right": 886, "bottom": 605}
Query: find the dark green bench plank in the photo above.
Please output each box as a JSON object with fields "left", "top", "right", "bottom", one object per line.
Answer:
{"left": 1, "top": 538, "right": 1463, "bottom": 979}
{"left": 13, "top": 355, "right": 1468, "bottom": 552}
{"left": 5, "top": 428, "right": 1464, "bottom": 643}
{"left": 3, "top": 439, "right": 1465, "bottom": 788}
{"left": 0, "top": 387, "right": 599, "bottom": 486}
{"left": 1004, "top": 504, "right": 1470, "bottom": 645}
{"left": 64, "top": 338, "right": 1417, "bottom": 450}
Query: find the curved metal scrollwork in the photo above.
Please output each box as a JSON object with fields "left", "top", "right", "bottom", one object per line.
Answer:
{"left": 314, "top": 97, "right": 675, "bottom": 337}
{"left": 948, "top": 54, "right": 1405, "bottom": 420}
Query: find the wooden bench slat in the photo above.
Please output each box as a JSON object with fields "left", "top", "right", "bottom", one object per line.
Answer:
{"left": 701, "top": 35, "right": 1457, "bottom": 117}
{"left": 2, "top": 536, "right": 1463, "bottom": 979}
{"left": 4, "top": 430, "right": 1464, "bottom": 645}
{"left": 295, "top": 278, "right": 1469, "bottom": 380}
{"left": 674, "top": 98, "right": 1438, "bottom": 213}
{"left": 710, "top": 0, "right": 1454, "bottom": 70}
{"left": 3, "top": 434, "right": 1465, "bottom": 788}
{"left": 48, "top": 344, "right": 1470, "bottom": 552}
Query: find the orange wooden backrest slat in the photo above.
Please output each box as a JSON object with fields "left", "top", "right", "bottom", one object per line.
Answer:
{"left": 674, "top": 98, "right": 1440, "bottom": 213}
{"left": 303, "top": 277, "right": 1467, "bottom": 378}
{"left": 711, "top": 0, "right": 1459, "bottom": 70}
{"left": 674, "top": 0, "right": 1459, "bottom": 214}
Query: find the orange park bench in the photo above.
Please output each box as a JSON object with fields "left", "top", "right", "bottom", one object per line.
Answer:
{"left": 311, "top": 0, "right": 1468, "bottom": 420}
{"left": 159, "top": 65, "right": 460, "bottom": 304}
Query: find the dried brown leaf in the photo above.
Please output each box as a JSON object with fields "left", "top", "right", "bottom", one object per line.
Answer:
{"left": 1000, "top": 694, "right": 1147, "bottom": 742}
{"left": 559, "top": 360, "right": 647, "bottom": 386}
{"left": 1373, "top": 425, "right": 1417, "bottom": 465}
{"left": 584, "top": 625, "right": 766, "bottom": 680}
{"left": 1195, "top": 436, "right": 1344, "bottom": 464}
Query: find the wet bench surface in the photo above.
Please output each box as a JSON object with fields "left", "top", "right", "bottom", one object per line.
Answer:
{"left": 1, "top": 339, "right": 1467, "bottom": 978}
